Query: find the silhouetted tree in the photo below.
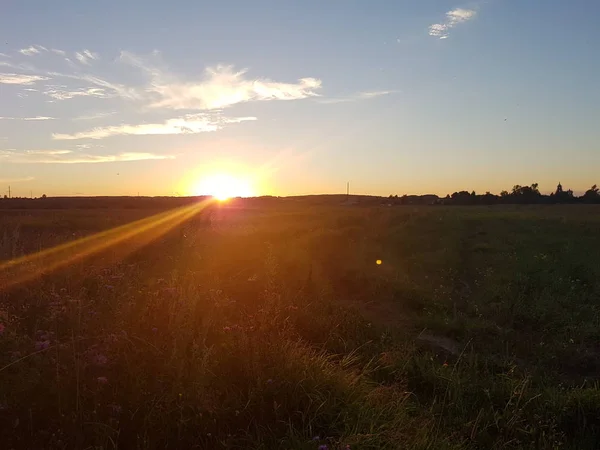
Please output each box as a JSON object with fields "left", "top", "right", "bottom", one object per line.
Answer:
{"left": 582, "top": 184, "right": 600, "bottom": 203}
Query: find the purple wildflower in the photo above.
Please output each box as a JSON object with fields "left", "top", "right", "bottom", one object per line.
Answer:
{"left": 267, "top": 379, "right": 273, "bottom": 384}
{"left": 92, "top": 353, "right": 108, "bottom": 366}
{"left": 312, "top": 436, "right": 320, "bottom": 441}
{"left": 152, "top": 327, "right": 158, "bottom": 333}
{"left": 318, "top": 445, "right": 328, "bottom": 450}
{"left": 35, "top": 340, "right": 50, "bottom": 351}
{"left": 97, "top": 376, "right": 108, "bottom": 385}
{"left": 105, "top": 285, "right": 114, "bottom": 290}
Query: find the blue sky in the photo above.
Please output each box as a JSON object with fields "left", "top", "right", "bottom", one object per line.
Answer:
{"left": 1, "top": 0, "right": 599, "bottom": 197}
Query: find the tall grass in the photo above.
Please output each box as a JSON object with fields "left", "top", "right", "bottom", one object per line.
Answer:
{"left": 1, "top": 205, "right": 600, "bottom": 449}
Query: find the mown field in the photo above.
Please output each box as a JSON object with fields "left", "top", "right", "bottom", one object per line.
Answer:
{"left": 1, "top": 202, "right": 600, "bottom": 449}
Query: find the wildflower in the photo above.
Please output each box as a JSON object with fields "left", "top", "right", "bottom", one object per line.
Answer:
{"left": 312, "top": 436, "right": 320, "bottom": 441}
{"left": 97, "top": 376, "right": 108, "bottom": 385}
{"left": 318, "top": 445, "right": 328, "bottom": 450}
{"left": 109, "top": 404, "right": 122, "bottom": 415}
{"left": 35, "top": 340, "right": 50, "bottom": 351}
{"left": 443, "top": 361, "right": 449, "bottom": 367}
{"left": 0, "top": 323, "right": 4, "bottom": 335}
{"left": 93, "top": 353, "right": 108, "bottom": 366}
{"left": 267, "top": 379, "right": 273, "bottom": 384}
{"left": 105, "top": 285, "right": 114, "bottom": 290}
{"left": 152, "top": 327, "right": 158, "bottom": 333}
{"left": 161, "top": 287, "right": 177, "bottom": 297}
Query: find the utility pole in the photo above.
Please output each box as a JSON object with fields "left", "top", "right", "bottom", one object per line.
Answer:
{"left": 8, "top": 185, "right": 10, "bottom": 198}
{"left": 346, "top": 181, "right": 349, "bottom": 197}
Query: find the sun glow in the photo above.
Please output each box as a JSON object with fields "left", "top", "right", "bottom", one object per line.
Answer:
{"left": 193, "top": 174, "right": 255, "bottom": 200}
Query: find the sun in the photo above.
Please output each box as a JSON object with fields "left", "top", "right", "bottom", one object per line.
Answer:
{"left": 193, "top": 174, "right": 255, "bottom": 200}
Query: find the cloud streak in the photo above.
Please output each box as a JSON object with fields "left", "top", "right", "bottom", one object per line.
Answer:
{"left": 19, "top": 46, "right": 44, "bottom": 56}
{"left": 44, "top": 86, "right": 112, "bottom": 100}
{"left": 0, "top": 73, "right": 50, "bottom": 85}
{"left": 429, "top": 8, "right": 477, "bottom": 39}
{"left": 119, "top": 52, "right": 322, "bottom": 110}
{"left": 0, "top": 116, "right": 55, "bottom": 121}
{"left": 75, "top": 50, "right": 100, "bottom": 65}
{"left": 0, "top": 149, "right": 173, "bottom": 164}
{"left": 318, "top": 90, "right": 398, "bottom": 104}
{"left": 0, "top": 176, "right": 35, "bottom": 183}
{"left": 52, "top": 114, "right": 256, "bottom": 140}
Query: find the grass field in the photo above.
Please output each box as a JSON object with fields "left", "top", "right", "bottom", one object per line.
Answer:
{"left": 2, "top": 202, "right": 600, "bottom": 449}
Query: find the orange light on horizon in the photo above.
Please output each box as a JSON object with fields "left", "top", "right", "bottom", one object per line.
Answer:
{"left": 190, "top": 173, "right": 255, "bottom": 200}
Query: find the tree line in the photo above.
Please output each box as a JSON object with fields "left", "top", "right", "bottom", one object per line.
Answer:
{"left": 388, "top": 183, "right": 600, "bottom": 205}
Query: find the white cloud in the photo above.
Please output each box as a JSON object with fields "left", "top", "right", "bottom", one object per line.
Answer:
{"left": 51, "top": 49, "right": 66, "bottom": 56}
{"left": 318, "top": 90, "right": 398, "bottom": 104}
{"left": 44, "top": 86, "right": 112, "bottom": 100}
{"left": 0, "top": 176, "right": 34, "bottom": 183}
{"left": 46, "top": 72, "right": 141, "bottom": 101}
{"left": 358, "top": 90, "right": 398, "bottom": 99}
{"left": 119, "top": 52, "right": 322, "bottom": 110}
{"left": 25, "top": 150, "right": 73, "bottom": 155}
{"left": 74, "top": 111, "right": 117, "bottom": 121}
{"left": 0, "top": 149, "right": 172, "bottom": 164}
{"left": 0, "top": 73, "right": 50, "bottom": 85}
{"left": 52, "top": 114, "right": 256, "bottom": 140}
{"left": 19, "top": 46, "right": 41, "bottom": 56}
{"left": 0, "top": 53, "right": 9, "bottom": 58}
{"left": 0, "top": 116, "right": 55, "bottom": 120}
{"left": 75, "top": 50, "right": 100, "bottom": 65}
{"left": 429, "top": 8, "right": 477, "bottom": 39}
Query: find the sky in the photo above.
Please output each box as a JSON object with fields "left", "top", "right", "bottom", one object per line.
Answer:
{"left": 1, "top": 0, "right": 599, "bottom": 197}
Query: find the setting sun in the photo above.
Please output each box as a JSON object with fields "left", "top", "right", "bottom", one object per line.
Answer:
{"left": 192, "top": 174, "right": 255, "bottom": 200}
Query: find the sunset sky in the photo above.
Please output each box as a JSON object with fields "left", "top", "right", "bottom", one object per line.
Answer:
{"left": 1, "top": 0, "right": 599, "bottom": 197}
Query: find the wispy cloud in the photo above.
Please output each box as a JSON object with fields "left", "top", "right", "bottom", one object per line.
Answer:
{"left": 51, "top": 49, "right": 66, "bottom": 57}
{"left": 75, "top": 50, "right": 100, "bottom": 65}
{"left": 318, "top": 90, "right": 398, "bottom": 104}
{"left": 0, "top": 149, "right": 172, "bottom": 164}
{"left": 44, "top": 86, "right": 112, "bottom": 100}
{"left": 0, "top": 53, "right": 9, "bottom": 58}
{"left": 52, "top": 114, "right": 256, "bottom": 140}
{"left": 429, "top": 8, "right": 477, "bottom": 39}
{"left": 74, "top": 111, "right": 117, "bottom": 121}
{"left": 45, "top": 72, "right": 141, "bottom": 101}
{"left": 0, "top": 116, "right": 55, "bottom": 121}
{"left": 0, "top": 73, "right": 50, "bottom": 85}
{"left": 19, "top": 46, "right": 45, "bottom": 56}
{"left": 0, "top": 176, "right": 35, "bottom": 183}
{"left": 119, "top": 52, "right": 322, "bottom": 110}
